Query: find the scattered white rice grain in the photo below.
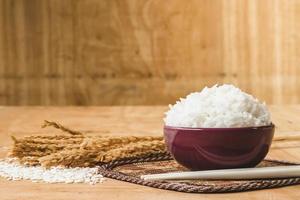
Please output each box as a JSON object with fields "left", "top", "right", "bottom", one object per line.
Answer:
{"left": 0, "top": 158, "right": 105, "bottom": 184}
{"left": 164, "top": 84, "right": 271, "bottom": 128}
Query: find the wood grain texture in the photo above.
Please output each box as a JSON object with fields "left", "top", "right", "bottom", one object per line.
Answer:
{"left": 0, "top": 106, "right": 300, "bottom": 200}
{"left": 0, "top": 0, "right": 300, "bottom": 105}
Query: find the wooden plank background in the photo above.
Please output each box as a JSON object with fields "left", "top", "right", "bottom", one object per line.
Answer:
{"left": 0, "top": 0, "right": 299, "bottom": 105}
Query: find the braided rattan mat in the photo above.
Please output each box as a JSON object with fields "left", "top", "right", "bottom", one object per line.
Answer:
{"left": 98, "top": 153, "right": 300, "bottom": 193}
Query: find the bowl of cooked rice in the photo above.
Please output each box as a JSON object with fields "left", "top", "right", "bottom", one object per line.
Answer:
{"left": 164, "top": 84, "right": 275, "bottom": 170}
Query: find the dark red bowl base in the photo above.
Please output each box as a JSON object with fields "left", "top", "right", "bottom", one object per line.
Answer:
{"left": 164, "top": 125, "right": 274, "bottom": 170}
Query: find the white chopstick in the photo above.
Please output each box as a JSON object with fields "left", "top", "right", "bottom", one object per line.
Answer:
{"left": 141, "top": 165, "right": 300, "bottom": 181}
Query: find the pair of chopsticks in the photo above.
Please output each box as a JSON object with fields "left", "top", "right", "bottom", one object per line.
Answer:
{"left": 141, "top": 165, "right": 300, "bottom": 181}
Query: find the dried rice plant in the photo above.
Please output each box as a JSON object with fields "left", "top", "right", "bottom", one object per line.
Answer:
{"left": 9, "top": 120, "right": 166, "bottom": 168}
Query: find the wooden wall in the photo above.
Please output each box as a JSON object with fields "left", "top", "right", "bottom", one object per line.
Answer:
{"left": 0, "top": 0, "right": 300, "bottom": 105}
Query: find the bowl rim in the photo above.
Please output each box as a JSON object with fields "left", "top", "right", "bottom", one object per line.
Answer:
{"left": 164, "top": 123, "right": 275, "bottom": 131}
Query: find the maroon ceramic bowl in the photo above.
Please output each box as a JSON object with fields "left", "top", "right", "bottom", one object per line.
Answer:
{"left": 164, "top": 124, "right": 275, "bottom": 170}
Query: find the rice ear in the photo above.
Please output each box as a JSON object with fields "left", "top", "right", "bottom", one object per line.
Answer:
{"left": 42, "top": 120, "right": 83, "bottom": 136}
{"left": 10, "top": 135, "right": 18, "bottom": 142}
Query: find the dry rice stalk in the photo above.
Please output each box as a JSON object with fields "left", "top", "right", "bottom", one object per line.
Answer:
{"left": 12, "top": 136, "right": 84, "bottom": 146}
{"left": 10, "top": 134, "right": 165, "bottom": 167}
{"left": 13, "top": 134, "right": 85, "bottom": 141}
{"left": 100, "top": 140, "right": 166, "bottom": 163}
{"left": 20, "top": 156, "right": 41, "bottom": 166}
{"left": 10, "top": 134, "right": 163, "bottom": 158}
{"left": 11, "top": 143, "right": 82, "bottom": 158}
{"left": 9, "top": 135, "right": 85, "bottom": 159}
{"left": 79, "top": 136, "right": 163, "bottom": 150}
{"left": 9, "top": 120, "right": 166, "bottom": 168}
{"left": 39, "top": 149, "right": 102, "bottom": 167}
{"left": 42, "top": 120, "right": 84, "bottom": 135}
{"left": 39, "top": 140, "right": 166, "bottom": 168}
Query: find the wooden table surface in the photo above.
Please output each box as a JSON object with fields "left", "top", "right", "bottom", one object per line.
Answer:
{"left": 0, "top": 106, "right": 300, "bottom": 200}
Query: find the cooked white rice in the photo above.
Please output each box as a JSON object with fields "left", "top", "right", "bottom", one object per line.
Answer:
{"left": 164, "top": 84, "right": 271, "bottom": 128}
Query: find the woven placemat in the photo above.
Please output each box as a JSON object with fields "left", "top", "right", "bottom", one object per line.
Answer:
{"left": 98, "top": 153, "right": 300, "bottom": 193}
